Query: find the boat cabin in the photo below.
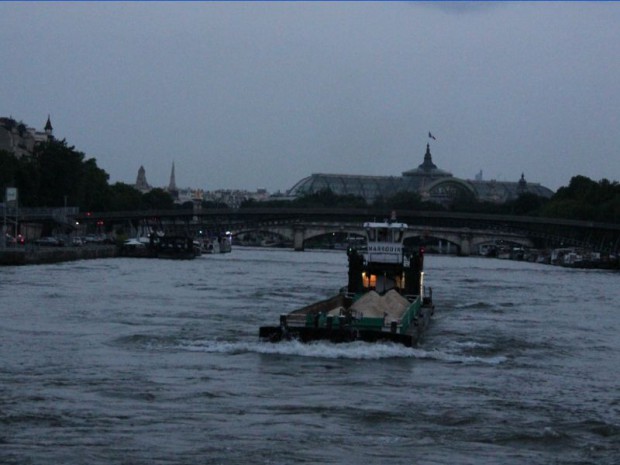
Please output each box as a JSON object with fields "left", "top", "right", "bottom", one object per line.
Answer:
{"left": 363, "top": 220, "right": 407, "bottom": 265}
{"left": 347, "top": 220, "right": 424, "bottom": 298}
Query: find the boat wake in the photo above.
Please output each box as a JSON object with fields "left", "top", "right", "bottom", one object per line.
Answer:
{"left": 181, "top": 338, "right": 417, "bottom": 359}
{"left": 179, "top": 338, "right": 508, "bottom": 364}
{"left": 113, "top": 332, "right": 507, "bottom": 364}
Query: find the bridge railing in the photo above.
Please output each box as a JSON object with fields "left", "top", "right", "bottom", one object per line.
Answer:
{"left": 1, "top": 206, "right": 80, "bottom": 221}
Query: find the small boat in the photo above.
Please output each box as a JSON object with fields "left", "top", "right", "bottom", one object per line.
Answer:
{"left": 119, "top": 234, "right": 198, "bottom": 259}
{"left": 119, "top": 237, "right": 151, "bottom": 257}
{"left": 198, "top": 232, "right": 233, "bottom": 254}
{"left": 204, "top": 237, "right": 232, "bottom": 254}
{"left": 151, "top": 235, "right": 199, "bottom": 260}
{"left": 259, "top": 217, "right": 434, "bottom": 347}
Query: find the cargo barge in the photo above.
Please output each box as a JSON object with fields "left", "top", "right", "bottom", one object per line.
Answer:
{"left": 259, "top": 217, "right": 434, "bottom": 347}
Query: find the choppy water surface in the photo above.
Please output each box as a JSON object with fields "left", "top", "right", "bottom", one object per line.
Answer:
{"left": 1, "top": 248, "right": 618, "bottom": 464}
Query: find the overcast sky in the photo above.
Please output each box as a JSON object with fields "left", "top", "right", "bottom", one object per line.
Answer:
{"left": 2, "top": 2, "right": 619, "bottom": 194}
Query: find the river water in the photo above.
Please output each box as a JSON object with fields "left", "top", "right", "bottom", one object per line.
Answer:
{"left": 1, "top": 248, "right": 618, "bottom": 465}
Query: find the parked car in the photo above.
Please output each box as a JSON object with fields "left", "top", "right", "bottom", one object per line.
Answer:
{"left": 72, "top": 237, "right": 84, "bottom": 246}
{"left": 84, "top": 234, "right": 105, "bottom": 243}
{"left": 35, "top": 237, "right": 64, "bottom": 247}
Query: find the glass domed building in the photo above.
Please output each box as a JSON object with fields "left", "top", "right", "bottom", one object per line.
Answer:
{"left": 286, "top": 144, "right": 553, "bottom": 205}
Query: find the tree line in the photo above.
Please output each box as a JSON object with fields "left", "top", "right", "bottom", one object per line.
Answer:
{"left": 1, "top": 139, "right": 177, "bottom": 211}
{"left": 1, "top": 139, "right": 619, "bottom": 223}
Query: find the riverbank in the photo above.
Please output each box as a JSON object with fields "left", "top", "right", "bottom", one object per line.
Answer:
{"left": 0, "top": 245, "right": 117, "bottom": 266}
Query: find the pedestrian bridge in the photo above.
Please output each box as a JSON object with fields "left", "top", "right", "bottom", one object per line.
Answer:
{"left": 234, "top": 221, "right": 534, "bottom": 255}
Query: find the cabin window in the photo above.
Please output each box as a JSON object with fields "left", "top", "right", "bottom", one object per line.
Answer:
{"left": 362, "top": 272, "right": 377, "bottom": 288}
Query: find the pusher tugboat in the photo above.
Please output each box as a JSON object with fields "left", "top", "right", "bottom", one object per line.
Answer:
{"left": 259, "top": 217, "right": 434, "bottom": 347}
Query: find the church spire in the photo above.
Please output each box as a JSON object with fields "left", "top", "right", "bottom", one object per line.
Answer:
{"left": 168, "top": 162, "right": 178, "bottom": 195}
{"left": 44, "top": 114, "right": 53, "bottom": 135}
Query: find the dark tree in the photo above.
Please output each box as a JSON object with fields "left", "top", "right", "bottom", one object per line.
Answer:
{"left": 0, "top": 150, "right": 20, "bottom": 194}
{"left": 142, "top": 188, "right": 175, "bottom": 210}
{"left": 34, "top": 139, "right": 86, "bottom": 207}
{"left": 540, "top": 175, "right": 620, "bottom": 222}
{"left": 294, "top": 189, "right": 367, "bottom": 208}
{"left": 79, "top": 158, "right": 110, "bottom": 211}
{"left": 108, "top": 182, "right": 143, "bottom": 211}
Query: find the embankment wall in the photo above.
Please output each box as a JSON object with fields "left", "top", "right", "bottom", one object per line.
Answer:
{"left": 0, "top": 245, "right": 118, "bottom": 266}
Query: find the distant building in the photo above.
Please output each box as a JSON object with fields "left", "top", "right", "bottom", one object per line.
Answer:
{"left": 163, "top": 162, "right": 206, "bottom": 205}
{"left": 133, "top": 164, "right": 204, "bottom": 206}
{"left": 176, "top": 187, "right": 204, "bottom": 206}
{"left": 134, "top": 165, "right": 151, "bottom": 193}
{"left": 0, "top": 115, "right": 54, "bottom": 158}
{"left": 286, "top": 143, "right": 554, "bottom": 205}
{"left": 203, "top": 188, "right": 270, "bottom": 209}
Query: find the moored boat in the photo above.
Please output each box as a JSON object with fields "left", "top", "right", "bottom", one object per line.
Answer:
{"left": 119, "top": 234, "right": 199, "bottom": 259}
{"left": 201, "top": 233, "right": 232, "bottom": 254}
{"left": 259, "top": 217, "right": 434, "bottom": 347}
{"left": 151, "top": 235, "right": 199, "bottom": 259}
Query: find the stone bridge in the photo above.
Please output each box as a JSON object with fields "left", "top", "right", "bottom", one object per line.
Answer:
{"left": 234, "top": 221, "right": 534, "bottom": 255}
{"left": 67, "top": 207, "right": 620, "bottom": 254}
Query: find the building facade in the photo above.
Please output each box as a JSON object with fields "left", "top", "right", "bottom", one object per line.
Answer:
{"left": 0, "top": 115, "right": 54, "bottom": 158}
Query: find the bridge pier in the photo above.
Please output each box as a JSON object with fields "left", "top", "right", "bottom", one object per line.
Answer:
{"left": 459, "top": 233, "right": 472, "bottom": 256}
{"left": 293, "top": 226, "right": 305, "bottom": 251}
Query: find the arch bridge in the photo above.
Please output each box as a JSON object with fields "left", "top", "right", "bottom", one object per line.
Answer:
{"left": 70, "top": 207, "right": 620, "bottom": 255}
{"left": 234, "top": 221, "right": 533, "bottom": 255}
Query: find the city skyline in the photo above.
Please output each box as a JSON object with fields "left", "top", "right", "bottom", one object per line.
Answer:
{"left": 2, "top": 2, "right": 619, "bottom": 193}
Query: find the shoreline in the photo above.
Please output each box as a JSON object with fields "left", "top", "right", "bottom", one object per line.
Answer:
{"left": 0, "top": 245, "right": 118, "bottom": 266}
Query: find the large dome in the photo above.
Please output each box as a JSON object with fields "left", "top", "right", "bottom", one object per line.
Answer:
{"left": 401, "top": 144, "right": 452, "bottom": 179}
